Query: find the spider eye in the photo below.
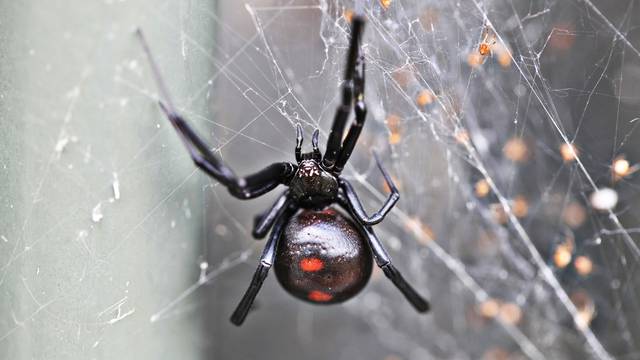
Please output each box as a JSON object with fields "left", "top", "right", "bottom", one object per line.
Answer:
{"left": 298, "top": 160, "right": 322, "bottom": 178}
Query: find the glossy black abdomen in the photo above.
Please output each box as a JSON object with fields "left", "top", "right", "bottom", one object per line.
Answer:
{"left": 274, "top": 208, "right": 372, "bottom": 304}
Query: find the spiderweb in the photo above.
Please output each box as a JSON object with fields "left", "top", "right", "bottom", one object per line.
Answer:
{"left": 2, "top": 0, "right": 640, "bottom": 359}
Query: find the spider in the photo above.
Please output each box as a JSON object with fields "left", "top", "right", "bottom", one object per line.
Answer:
{"left": 478, "top": 28, "right": 497, "bottom": 57}
{"left": 136, "top": 16, "right": 429, "bottom": 326}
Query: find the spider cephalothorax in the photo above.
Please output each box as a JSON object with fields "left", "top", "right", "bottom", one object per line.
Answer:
{"left": 290, "top": 158, "right": 339, "bottom": 208}
{"left": 137, "top": 16, "right": 429, "bottom": 327}
{"left": 290, "top": 129, "right": 339, "bottom": 207}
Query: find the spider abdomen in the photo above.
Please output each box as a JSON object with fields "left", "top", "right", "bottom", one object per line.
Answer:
{"left": 274, "top": 208, "right": 372, "bottom": 304}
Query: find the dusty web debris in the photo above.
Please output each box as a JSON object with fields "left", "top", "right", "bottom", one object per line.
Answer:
{"left": 91, "top": 203, "right": 103, "bottom": 223}
{"left": 112, "top": 172, "right": 121, "bottom": 200}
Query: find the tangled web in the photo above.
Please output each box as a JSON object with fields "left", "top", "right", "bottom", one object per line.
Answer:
{"left": 191, "top": 0, "right": 640, "bottom": 358}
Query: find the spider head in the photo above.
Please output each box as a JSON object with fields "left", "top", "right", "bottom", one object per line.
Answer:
{"left": 291, "top": 125, "right": 339, "bottom": 207}
{"left": 297, "top": 160, "right": 322, "bottom": 178}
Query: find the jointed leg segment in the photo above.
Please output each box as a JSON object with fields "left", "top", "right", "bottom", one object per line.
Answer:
{"left": 338, "top": 194, "right": 430, "bottom": 313}
{"left": 137, "top": 30, "right": 295, "bottom": 200}
{"left": 231, "top": 208, "right": 293, "bottom": 326}
{"left": 323, "top": 17, "right": 367, "bottom": 171}
{"left": 252, "top": 191, "right": 291, "bottom": 239}
{"left": 334, "top": 54, "right": 367, "bottom": 172}
{"left": 339, "top": 153, "right": 400, "bottom": 225}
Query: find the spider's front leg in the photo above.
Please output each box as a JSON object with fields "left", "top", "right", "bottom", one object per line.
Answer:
{"left": 334, "top": 53, "right": 367, "bottom": 173}
{"left": 322, "top": 16, "right": 365, "bottom": 171}
{"left": 136, "top": 30, "right": 296, "bottom": 200}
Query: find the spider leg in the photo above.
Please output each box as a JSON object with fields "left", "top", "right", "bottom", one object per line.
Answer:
{"left": 230, "top": 208, "right": 293, "bottom": 326}
{"left": 136, "top": 29, "right": 296, "bottom": 200}
{"left": 338, "top": 153, "right": 399, "bottom": 225}
{"left": 334, "top": 55, "right": 366, "bottom": 173}
{"left": 295, "top": 123, "right": 304, "bottom": 163}
{"left": 337, "top": 194, "right": 430, "bottom": 313}
{"left": 252, "top": 191, "right": 292, "bottom": 239}
{"left": 322, "top": 16, "right": 365, "bottom": 170}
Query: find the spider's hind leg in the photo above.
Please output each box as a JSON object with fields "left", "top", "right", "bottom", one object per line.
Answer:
{"left": 337, "top": 194, "right": 430, "bottom": 313}
{"left": 230, "top": 208, "right": 293, "bottom": 326}
{"left": 364, "top": 226, "right": 429, "bottom": 312}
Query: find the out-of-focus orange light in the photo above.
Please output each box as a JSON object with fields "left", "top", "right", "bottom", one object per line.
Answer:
{"left": 613, "top": 157, "right": 630, "bottom": 176}
{"left": 553, "top": 244, "right": 573, "bottom": 268}
{"left": 562, "top": 202, "right": 586, "bottom": 229}
{"left": 343, "top": 9, "right": 354, "bottom": 23}
{"left": 503, "top": 137, "right": 529, "bottom": 162}
{"left": 549, "top": 23, "right": 576, "bottom": 51}
{"left": 389, "top": 133, "right": 402, "bottom": 145}
{"left": 611, "top": 155, "right": 638, "bottom": 181}
{"left": 467, "top": 52, "right": 484, "bottom": 68}
{"left": 475, "top": 179, "right": 490, "bottom": 198}
{"left": 495, "top": 44, "right": 512, "bottom": 68}
{"left": 477, "top": 298, "right": 500, "bottom": 318}
{"left": 392, "top": 69, "right": 411, "bottom": 88}
{"left": 560, "top": 143, "right": 578, "bottom": 162}
{"left": 416, "top": 89, "right": 434, "bottom": 107}
{"left": 574, "top": 256, "right": 593, "bottom": 276}
{"left": 386, "top": 114, "right": 402, "bottom": 145}
{"left": 405, "top": 217, "right": 434, "bottom": 245}
{"left": 386, "top": 114, "right": 401, "bottom": 131}
{"left": 512, "top": 196, "right": 529, "bottom": 218}
{"left": 380, "top": 0, "right": 391, "bottom": 10}
{"left": 498, "top": 302, "right": 522, "bottom": 325}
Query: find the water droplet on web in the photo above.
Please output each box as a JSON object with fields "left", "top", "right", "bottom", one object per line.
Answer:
{"left": 590, "top": 188, "right": 618, "bottom": 211}
{"left": 182, "top": 199, "right": 192, "bottom": 219}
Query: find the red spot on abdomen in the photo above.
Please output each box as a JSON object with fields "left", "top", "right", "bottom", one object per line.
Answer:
{"left": 308, "top": 290, "right": 333, "bottom": 302}
{"left": 299, "top": 257, "right": 324, "bottom": 272}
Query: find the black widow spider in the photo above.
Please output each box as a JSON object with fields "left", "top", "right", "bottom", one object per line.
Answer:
{"left": 136, "top": 16, "right": 429, "bottom": 326}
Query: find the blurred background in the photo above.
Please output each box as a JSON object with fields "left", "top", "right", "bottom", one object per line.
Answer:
{"left": 2, "top": 0, "right": 640, "bottom": 359}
